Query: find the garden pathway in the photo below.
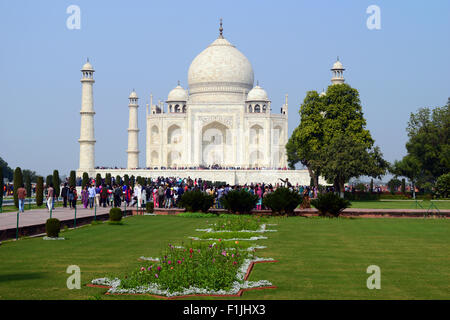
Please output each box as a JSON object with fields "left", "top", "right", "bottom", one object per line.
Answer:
{"left": 0, "top": 206, "right": 111, "bottom": 231}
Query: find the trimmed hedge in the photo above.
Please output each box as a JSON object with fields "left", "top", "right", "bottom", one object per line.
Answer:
{"left": 220, "top": 189, "right": 258, "bottom": 214}
{"left": 311, "top": 193, "right": 351, "bottom": 217}
{"left": 179, "top": 190, "right": 214, "bottom": 213}
{"left": 146, "top": 202, "right": 154, "bottom": 213}
{"left": 344, "top": 192, "right": 380, "bottom": 201}
{"left": 109, "top": 208, "right": 123, "bottom": 221}
{"left": 263, "top": 187, "right": 302, "bottom": 215}
{"left": 36, "top": 176, "right": 44, "bottom": 206}
{"left": 46, "top": 218, "right": 61, "bottom": 237}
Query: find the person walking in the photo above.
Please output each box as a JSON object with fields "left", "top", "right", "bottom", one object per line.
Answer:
{"left": 46, "top": 183, "right": 54, "bottom": 213}
{"left": 17, "top": 184, "right": 27, "bottom": 213}
{"left": 81, "top": 186, "right": 89, "bottom": 208}
{"left": 95, "top": 185, "right": 101, "bottom": 207}
{"left": 68, "top": 186, "right": 74, "bottom": 208}
{"left": 61, "top": 183, "right": 69, "bottom": 208}
{"left": 88, "top": 184, "right": 96, "bottom": 208}
{"left": 71, "top": 186, "right": 78, "bottom": 209}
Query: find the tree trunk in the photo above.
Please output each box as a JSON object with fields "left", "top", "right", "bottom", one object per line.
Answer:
{"left": 339, "top": 180, "right": 345, "bottom": 198}
{"left": 307, "top": 167, "right": 319, "bottom": 189}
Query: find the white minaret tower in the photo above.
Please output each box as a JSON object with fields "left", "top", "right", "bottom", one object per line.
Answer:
{"left": 127, "top": 89, "right": 139, "bottom": 169}
{"left": 78, "top": 59, "right": 96, "bottom": 173}
{"left": 331, "top": 57, "right": 345, "bottom": 85}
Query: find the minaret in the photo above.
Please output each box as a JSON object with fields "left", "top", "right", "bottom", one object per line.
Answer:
{"left": 78, "top": 59, "right": 96, "bottom": 173}
{"left": 331, "top": 57, "right": 345, "bottom": 85}
{"left": 127, "top": 89, "right": 139, "bottom": 169}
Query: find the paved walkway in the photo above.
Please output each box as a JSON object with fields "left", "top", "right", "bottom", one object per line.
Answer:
{"left": 0, "top": 206, "right": 111, "bottom": 231}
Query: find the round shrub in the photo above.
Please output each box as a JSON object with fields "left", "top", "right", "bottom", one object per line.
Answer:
{"left": 220, "top": 189, "right": 258, "bottom": 214}
{"left": 179, "top": 190, "right": 214, "bottom": 213}
{"left": 435, "top": 173, "right": 450, "bottom": 198}
{"left": 109, "top": 208, "right": 123, "bottom": 221}
{"left": 45, "top": 218, "right": 61, "bottom": 238}
{"left": 310, "top": 192, "right": 351, "bottom": 217}
{"left": 146, "top": 202, "right": 154, "bottom": 213}
{"left": 263, "top": 187, "right": 302, "bottom": 215}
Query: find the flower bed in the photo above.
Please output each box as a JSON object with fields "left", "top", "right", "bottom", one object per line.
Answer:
{"left": 90, "top": 215, "right": 277, "bottom": 298}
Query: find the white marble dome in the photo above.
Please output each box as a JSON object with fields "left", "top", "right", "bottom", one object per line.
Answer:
{"left": 167, "top": 84, "right": 188, "bottom": 102}
{"left": 187, "top": 37, "right": 254, "bottom": 103}
{"left": 129, "top": 90, "right": 138, "bottom": 99}
{"left": 332, "top": 60, "right": 344, "bottom": 70}
{"left": 81, "top": 61, "right": 94, "bottom": 71}
{"left": 247, "top": 85, "right": 269, "bottom": 101}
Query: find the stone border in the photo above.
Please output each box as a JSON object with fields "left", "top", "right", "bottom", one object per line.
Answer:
{"left": 86, "top": 260, "right": 278, "bottom": 299}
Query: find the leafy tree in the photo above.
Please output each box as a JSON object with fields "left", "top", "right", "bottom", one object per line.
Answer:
{"left": 370, "top": 179, "right": 374, "bottom": 193}
{"left": 53, "top": 170, "right": 60, "bottom": 198}
{"left": 321, "top": 134, "right": 388, "bottom": 198}
{"left": 36, "top": 176, "right": 44, "bottom": 206}
{"left": 13, "top": 167, "right": 23, "bottom": 208}
{"left": 22, "top": 169, "right": 37, "bottom": 183}
{"left": 116, "top": 175, "right": 122, "bottom": 186}
{"left": 388, "top": 178, "right": 402, "bottom": 194}
{"left": 25, "top": 175, "right": 32, "bottom": 199}
{"left": 105, "top": 173, "right": 112, "bottom": 186}
{"left": 124, "top": 174, "right": 129, "bottom": 186}
{"left": 392, "top": 103, "right": 449, "bottom": 191}
{"left": 82, "top": 172, "right": 90, "bottom": 188}
{"left": 46, "top": 175, "right": 53, "bottom": 188}
{"left": 69, "top": 171, "right": 76, "bottom": 188}
{"left": 288, "top": 84, "right": 388, "bottom": 195}
{"left": 130, "top": 175, "right": 135, "bottom": 189}
{"left": 95, "top": 173, "right": 102, "bottom": 187}
{"left": 0, "top": 157, "right": 14, "bottom": 181}
{"left": 435, "top": 173, "right": 450, "bottom": 198}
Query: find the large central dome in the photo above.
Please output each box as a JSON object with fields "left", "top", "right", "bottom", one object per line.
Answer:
{"left": 188, "top": 35, "right": 254, "bottom": 103}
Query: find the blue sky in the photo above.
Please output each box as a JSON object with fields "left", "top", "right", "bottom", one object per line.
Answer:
{"left": 1, "top": 0, "right": 449, "bottom": 177}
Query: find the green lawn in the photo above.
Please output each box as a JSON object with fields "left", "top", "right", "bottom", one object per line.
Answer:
{"left": 0, "top": 215, "right": 448, "bottom": 300}
{"left": 349, "top": 200, "right": 450, "bottom": 210}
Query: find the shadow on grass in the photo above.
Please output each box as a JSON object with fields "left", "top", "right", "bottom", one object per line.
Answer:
{"left": 0, "top": 272, "right": 47, "bottom": 283}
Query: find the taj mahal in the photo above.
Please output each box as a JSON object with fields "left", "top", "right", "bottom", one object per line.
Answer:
{"left": 76, "top": 21, "right": 341, "bottom": 185}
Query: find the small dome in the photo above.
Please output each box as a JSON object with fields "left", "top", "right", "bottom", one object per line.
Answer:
{"left": 81, "top": 61, "right": 94, "bottom": 71}
{"left": 129, "top": 90, "right": 138, "bottom": 99}
{"left": 167, "top": 85, "right": 188, "bottom": 102}
{"left": 332, "top": 60, "right": 344, "bottom": 70}
{"left": 319, "top": 90, "right": 326, "bottom": 97}
{"left": 247, "top": 85, "right": 269, "bottom": 101}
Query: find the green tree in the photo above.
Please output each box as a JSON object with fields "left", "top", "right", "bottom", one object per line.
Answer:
{"left": 393, "top": 103, "right": 449, "bottom": 190}
{"left": 13, "top": 167, "right": 23, "bottom": 208}
{"left": 435, "top": 173, "right": 450, "bottom": 198}
{"left": 82, "top": 172, "right": 90, "bottom": 188}
{"left": 0, "top": 157, "right": 14, "bottom": 181}
{"left": 130, "top": 175, "right": 135, "bottom": 189}
{"left": 46, "top": 175, "right": 53, "bottom": 188}
{"left": 321, "top": 134, "right": 388, "bottom": 197}
{"left": 388, "top": 178, "right": 402, "bottom": 194}
{"left": 25, "top": 174, "right": 32, "bottom": 200}
{"left": 53, "top": 170, "right": 60, "bottom": 199}
{"left": 69, "top": 171, "right": 76, "bottom": 188}
{"left": 401, "top": 178, "right": 406, "bottom": 194}
{"left": 370, "top": 178, "right": 374, "bottom": 193}
{"left": 287, "top": 84, "right": 387, "bottom": 195}
{"left": 124, "top": 174, "right": 129, "bottom": 186}
{"left": 95, "top": 173, "right": 102, "bottom": 187}
{"left": 116, "top": 175, "right": 122, "bottom": 186}
{"left": 22, "top": 169, "right": 37, "bottom": 183}
{"left": 105, "top": 173, "right": 112, "bottom": 186}
{"left": 36, "top": 176, "right": 44, "bottom": 206}
{"left": 391, "top": 155, "right": 421, "bottom": 199}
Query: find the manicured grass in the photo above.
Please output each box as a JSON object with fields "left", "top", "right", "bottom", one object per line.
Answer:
{"left": 0, "top": 215, "right": 448, "bottom": 299}
{"left": 349, "top": 200, "right": 450, "bottom": 210}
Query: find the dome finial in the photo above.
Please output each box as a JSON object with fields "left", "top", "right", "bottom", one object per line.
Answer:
{"left": 219, "top": 18, "right": 224, "bottom": 38}
{"left": 178, "top": 80, "right": 180, "bottom": 86}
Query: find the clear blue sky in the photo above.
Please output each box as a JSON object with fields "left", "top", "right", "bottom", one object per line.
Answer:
{"left": 1, "top": 0, "right": 449, "bottom": 178}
